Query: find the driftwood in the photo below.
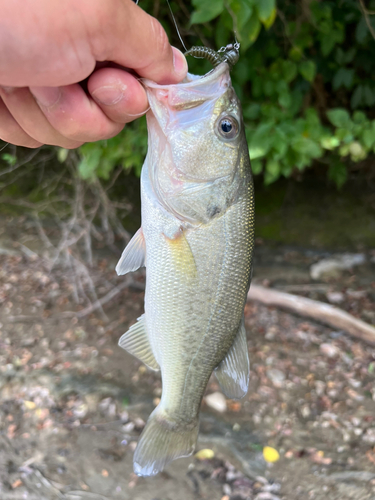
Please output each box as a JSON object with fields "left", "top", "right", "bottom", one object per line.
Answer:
{"left": 248, "top": 285, "right": 375, "bottom": 346}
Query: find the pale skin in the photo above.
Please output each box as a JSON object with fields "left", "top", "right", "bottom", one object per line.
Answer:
{"left": 0, "top": 0, "right": 188, "bottom": 149}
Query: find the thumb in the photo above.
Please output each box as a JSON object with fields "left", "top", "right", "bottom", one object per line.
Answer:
{"left": 95, "top": 0, "right": 188, "bottom": 84}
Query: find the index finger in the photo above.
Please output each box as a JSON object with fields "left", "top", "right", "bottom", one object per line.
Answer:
{"left": 94, "top": 0, "right": 188, "bottom": 85}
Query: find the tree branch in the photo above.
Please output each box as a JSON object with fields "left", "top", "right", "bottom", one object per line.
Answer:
{"left": 248, "top": 285, "right": 375, "bottom": 345}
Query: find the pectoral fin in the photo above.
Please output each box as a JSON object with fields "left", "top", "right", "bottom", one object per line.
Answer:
{"left": 163, "top": 227, "right": 196, "bottom": 279}
{"left": 118, "top": 314, "right": 159, "bottom": 371}
{"left": 215, "top": 316, "right": 249, "bottom": 399}
{"left": 116, "top": 228, "right": 146, "bottom": 276}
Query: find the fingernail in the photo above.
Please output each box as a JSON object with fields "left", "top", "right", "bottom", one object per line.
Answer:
{"left": 172, "top": 47, "right": 188, "bottom": 78}
{"left": 30, "top": 86, "right": 61, "bottom": 107}
{"left": 91, "top": 85, "right": 125, "bottom": 106}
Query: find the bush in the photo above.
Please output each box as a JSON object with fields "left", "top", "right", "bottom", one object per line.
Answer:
{"left": 4, "top": 0, "right": 375, "bottom": 188}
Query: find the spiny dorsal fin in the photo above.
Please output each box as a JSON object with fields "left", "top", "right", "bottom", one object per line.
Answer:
{"left": 116, "top": 228, "right": 146, "bottom": 276}
{"left": 118, "top": 314, "right": 159, "bottom": 371}
{"left": 214, "top": 315, "right": 249, "bottom": 399}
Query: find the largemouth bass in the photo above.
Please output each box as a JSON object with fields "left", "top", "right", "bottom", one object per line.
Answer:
{"left": 116, "top": 50, "right": 254, "bottom": 477}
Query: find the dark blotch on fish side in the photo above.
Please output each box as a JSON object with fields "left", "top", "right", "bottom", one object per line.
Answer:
{"left": 207, "top": 205, "right": 221, "bottom": 218}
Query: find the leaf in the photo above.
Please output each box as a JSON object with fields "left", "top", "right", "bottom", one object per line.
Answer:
{"left": 352, "top": 111, "right": 367, "bottom": 124}
{"left": 255, "top": 0, "right": 276, "bottom": 24}
{"left": 320, "top": 136, "right": 340, "bottom": 150}
{"left": 326, "top": 109, "right": 351, "bottom": 128}
{"left": 356, "top": 17, "right": 368, "bottom": 44}
{"left": 291, "top": 136, "right": 322, "bottom": 158}
{"left": 24, "top": 401, "right": 36, "bottom": 410}
{"left": 1, "top": 153, "right": 17, "bottom": 166}
{"left": 364, "top": 85, "right": 375, "bottom": 106}
{"left": 249, "top": 122, "right": 274, "bottom": 159}
{"left": 333, "top": 68, "right": 354, "bottom": 90}
{"left": 328, "top": 161, "right": 348, "bottom": 189}
{"left": 240, "top": 11, "right": 262, "bottom": 49}
{"left": 299, "top": 61, "right": 316, "bottom": 82}
{"left": 351, "top": 85, "right": 363, "bottom": 109}
{"left": 366, "top": 129, "right": 375, "bottom": 149}
{"left": 320, "top": 34, "right": 336, "bottom": 56}
{"left": 57, "top": 148, "right": 68, "bottom": 163}
{"left": 262, "top": 7, "right": 277, "bottom": 30}
{"left": 263, "top": 446, "right": 280, "bottom": 463}
{"left": 282, "top": 60, "right": 298, "bottom": 83}
{"left": 278, "top": 91, "right": 292, "bottom": 109}
{"left": 244, "top": 103, "right": 261, "bottom": 120}
{"left": 264, "top": 159, "right": 280, "bottom": 184}
{"left": 251, "top": 159, "right": 263, "bottom": 174}
{"left": 191, "top": 0, "right": 224, "bottom": 24}
{"left": 349, "top": 141, "right": 366, "bottom": 161}
{"left": 228, "top": 0, "right": 253, "bottom": 32}
{"left": 78, "top": 149, "right": 102, "bottom": 180}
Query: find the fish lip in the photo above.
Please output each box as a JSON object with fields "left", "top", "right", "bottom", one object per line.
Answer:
{"left": 142, "top": 62, "right": 229, "bottom": 90}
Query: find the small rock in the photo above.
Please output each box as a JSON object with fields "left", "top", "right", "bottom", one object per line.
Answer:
{"left": 254, "top": 493, "right": 280, "bottom": 500}
{"left": 315, "top": 380, "right": 326, "bottom": 396}
{"left": 362, "top": 428, "right": 375, "bottom": 444}
{"left": 120, "top": 410, "right": 129, "bottom": 423}
{"left": 222, "top": 484, "right": 232, "bottom": 496}
{"left": 346, "top": 289, "right": 367, "bottom": 299}
{"left": 265, "top": 326, "right": 278, "bottom": 341}
{"left": 326, "top": 291, "right": 345, "bottom": 304}
{"left": 320, "top": 343, "right": 340, "bottom": 358}
{"left": 266, "top": 368, "right": 285, "bottom": 388}
{"left": 72, "top": 403, "right": 88, "bottom": 419}
{"left": 310, "top": 253, "right": 365, "bottom": 280}
{"left": 205, "top": 392, "right": 227, "bottom": 413}
{"left": 122, "top": 422, "right": 135, "bottom": 433}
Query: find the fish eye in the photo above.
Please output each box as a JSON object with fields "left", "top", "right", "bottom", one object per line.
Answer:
{"left": 218, "top": 116, "right": 239, "bottom": 140}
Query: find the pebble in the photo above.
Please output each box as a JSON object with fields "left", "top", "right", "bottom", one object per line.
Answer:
{"left": 266, "top": 368, "right": 285, "bottom": 388}
{"left": 320, "top": 343, "right": 340, "bottom": 358}
{"left": 205, "top": 392, "right": 227, "bottom": 413}
{"left": 362, "top": 428, "right": 375, "bottom": 444}
{"left": 310, "top": 253, "right": 365, "bottom": 280}
{"left": 326, "top": 291, "right": 345, "bottom": 304}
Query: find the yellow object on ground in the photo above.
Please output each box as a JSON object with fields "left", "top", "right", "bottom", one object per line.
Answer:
{"left": 263, "top": 446, "right": 280, "bottom": 463}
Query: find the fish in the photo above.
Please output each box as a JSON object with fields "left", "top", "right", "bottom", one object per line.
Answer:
{"left": 116, "top": 46, "right": 255, "bottom": 477}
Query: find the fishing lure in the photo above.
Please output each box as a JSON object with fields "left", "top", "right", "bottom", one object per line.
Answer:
{"left": 184, "top": 42, "right": 240, "bottom": 70}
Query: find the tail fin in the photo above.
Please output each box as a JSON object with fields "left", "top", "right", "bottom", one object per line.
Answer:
{"left": 133, "top": 408, "right": 198, "bottom": 477}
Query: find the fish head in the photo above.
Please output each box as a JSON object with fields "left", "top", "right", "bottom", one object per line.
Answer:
{"left": 143, "top": 63, "right": 251, "bottom": 225}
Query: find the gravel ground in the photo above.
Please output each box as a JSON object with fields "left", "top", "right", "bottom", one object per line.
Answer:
{"left": 0, "top": 216, "right": 375, "bottom": 500}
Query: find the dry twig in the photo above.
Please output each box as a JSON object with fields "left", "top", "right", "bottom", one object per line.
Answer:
{"left": 248, "top": 284, "right": 375, "bottom": 345}
{"left": 359, "top": 0, "right": 375, "bottom": 40}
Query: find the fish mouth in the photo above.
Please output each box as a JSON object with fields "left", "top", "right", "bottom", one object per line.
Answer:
{"left": 142, "top": 62, "right": 229, "bottom": 91}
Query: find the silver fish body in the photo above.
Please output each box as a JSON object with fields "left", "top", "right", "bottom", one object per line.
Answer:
{"left": 116, "top": 62, "right": 254, "bottom": 476}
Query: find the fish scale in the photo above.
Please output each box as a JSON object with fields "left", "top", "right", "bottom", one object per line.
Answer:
{"left": 116, "top": 60, "right": 254, "bottom": 476}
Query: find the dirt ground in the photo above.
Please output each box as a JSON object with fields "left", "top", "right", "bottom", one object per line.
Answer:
{"left": 1, "top": 215, "right": 375, "bottom": 500}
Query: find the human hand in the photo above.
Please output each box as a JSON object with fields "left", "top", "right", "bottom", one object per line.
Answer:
{"left": 0, "top": 0, "right": 187, "bottom": 148}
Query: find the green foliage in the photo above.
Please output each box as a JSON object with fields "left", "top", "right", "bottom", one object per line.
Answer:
{"left": 75, "top": 0, "right": 375, "bottom": 187}
{"left": 1, "top": 153, "right": 17, "bottom": 166}
{"left": 77, "top": 117, "right": 147, "bottom": 181}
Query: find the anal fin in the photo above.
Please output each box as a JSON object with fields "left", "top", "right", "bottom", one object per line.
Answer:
{"left": 214, "top": 315, "right": 249, "bottom": 399}
{"left": 116, "top": 228, "right": 146, "bottom": 276}
{"left": 119, "top": 314, "right": 159, "bottom": 371}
